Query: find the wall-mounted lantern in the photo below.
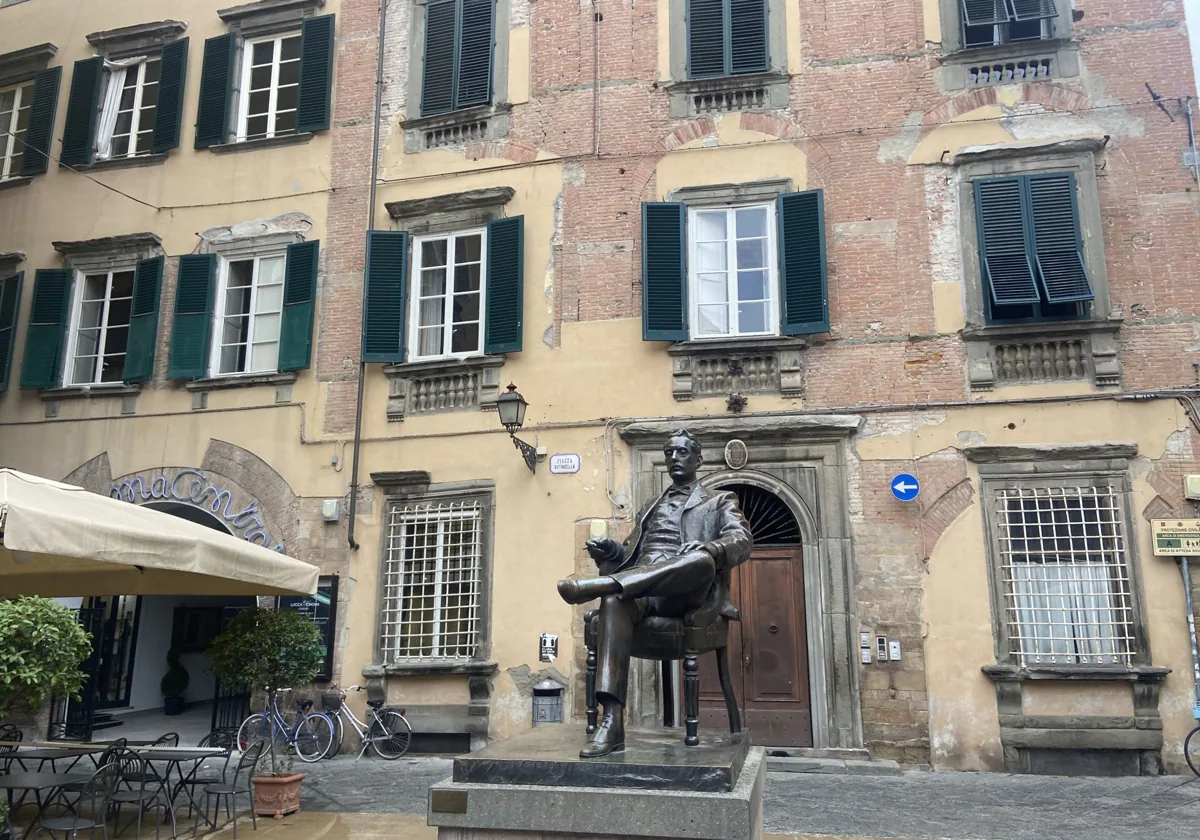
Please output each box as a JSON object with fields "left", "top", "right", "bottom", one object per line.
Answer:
{"left": 497, "top": 383, "right": 542, "bottom": 474}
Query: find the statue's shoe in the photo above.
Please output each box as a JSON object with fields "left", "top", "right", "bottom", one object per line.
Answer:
{"left": 557, "top": 577, "right": 618, "bottom": 604}
{"left": 580, "top": 714, "right": 625, "bottom": 758}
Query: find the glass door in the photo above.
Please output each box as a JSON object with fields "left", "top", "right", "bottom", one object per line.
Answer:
{"left": 86, "top": 595, "right": 143, "bottom": 709}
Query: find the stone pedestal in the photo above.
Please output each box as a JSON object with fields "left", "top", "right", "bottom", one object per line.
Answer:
{"left": 427, "top": 725, "right": 765, "bottom": 840}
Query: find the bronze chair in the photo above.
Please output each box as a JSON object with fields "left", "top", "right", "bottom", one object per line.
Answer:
{"left": 583, "top": 567, "right": 742, "bottom": 746}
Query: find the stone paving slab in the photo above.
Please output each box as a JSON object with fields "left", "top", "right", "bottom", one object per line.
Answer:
{"left": 295, "top": 754, "right": 1200, "bottom": 840}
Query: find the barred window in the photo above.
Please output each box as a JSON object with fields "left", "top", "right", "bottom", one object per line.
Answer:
{"left": 993, "top": 484, "right": 1136, "bottom": 666}
{"left": 381, "top": 500, "right": 483, "bottom": 661}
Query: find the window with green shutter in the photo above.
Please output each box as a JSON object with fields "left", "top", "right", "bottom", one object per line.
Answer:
{"left": 18, "top": 67, "right": 61, "bottom": 177}
{"left": 362, "top": 231, "right": 409, "bottom": 364}
{"left": 122, "top": 256, "right": 164, "bottom": 383}
{"left": 686, "top": 0, "right": 769, "bottom": 79}
{"left": 962, "top": 0, "right": 1056, "bottom": 48}
{"left": 278, "top": 240, "right": 319, "bottom": 372}
{"left": 297, "top": 15, "right": 336, "bottom": 134}
{"left": 421, "top": 0, "right": 495, "bottom": 116}
{"left": 484, "top": 216, "right": 523, "bottom": 355}
{"left": 152, "top": 39, "right": 189, "bottom": 154}
{"left": 19, "top": 269, "right": 72, "bottom": 390}
{"left": 641, "top": 191, "right": 829, "bottom": 341}
{"left": 974, "top": 171, "right": 1092, "bottom": 323}
{"left": 0, "top": 272, "right": 22, "bottom": 394}
{"left": 59, "top": 57, "right": 103, "bottom": 167}
{"left": 194, "top": 34, "right": 236, "bottom": 149}
{"left": 167, "top": 254, "right": 216, "bottom": 380}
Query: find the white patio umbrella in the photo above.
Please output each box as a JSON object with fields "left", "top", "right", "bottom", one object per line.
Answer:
{"left": 0, "top": 468, "right": 318, "bottom": 597}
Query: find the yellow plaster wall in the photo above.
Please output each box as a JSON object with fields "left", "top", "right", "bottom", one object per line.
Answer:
{"left": 507, "top": 25, "right": 531, "bottom": 105}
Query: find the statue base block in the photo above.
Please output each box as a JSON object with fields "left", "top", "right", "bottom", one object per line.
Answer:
{"left": 428, "top": 725, "right": 765, "bottom": 840}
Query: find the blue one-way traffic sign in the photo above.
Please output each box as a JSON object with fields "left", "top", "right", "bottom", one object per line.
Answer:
{"left": 890, "top": 473, "right": 920, "bottom": 502}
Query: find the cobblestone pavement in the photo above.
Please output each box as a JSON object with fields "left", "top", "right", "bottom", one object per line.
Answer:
{"left": 298, "top": 755, "right": 1200, "bottom": 839}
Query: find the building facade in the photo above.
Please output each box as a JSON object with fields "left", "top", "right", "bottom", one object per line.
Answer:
{"left": 4, "top": 0, "right": 1200, "bottom": 774}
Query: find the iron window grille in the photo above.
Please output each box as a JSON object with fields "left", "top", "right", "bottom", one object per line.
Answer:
{"left": 381, "top": 500, "right": 483, "bottom": 661}
{"left": 992, "top": 484, "right": 1137, "bottom": 666}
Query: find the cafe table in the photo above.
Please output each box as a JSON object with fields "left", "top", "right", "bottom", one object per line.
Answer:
{"left": 132, "top": 747, "right": 228, "bottom": 837}
{"left": 0, "top": 771, "right": 88, "bottom": 840}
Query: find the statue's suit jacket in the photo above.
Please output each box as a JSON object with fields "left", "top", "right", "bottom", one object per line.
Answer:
{"left": 596, "top": 483, "right": 753, "bottom": 576}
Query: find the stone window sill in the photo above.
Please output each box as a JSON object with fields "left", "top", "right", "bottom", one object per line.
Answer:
{"left": 664, "top": 72, "right": 790, "bottom": 118}
{"left": 0, "top": 176, "right": 32, "bottom": 192}
{"left": 401, "top": 104, "right": 511, "bottom": 153}
{"left": 184, "top": 371, "right": 298, "bottom": 391}
{"left": 941, "top": 38, "right": 1077, "bottom": 66}
{"left": 40, "top": 383, "right": 140, "bottom": 401}
{"left": 208, "top": 132, "right": 314, "bottom": 155}
{"left": 383, "top": 355, "right": 506, "bottom": 421}
{"left": 78, "top": 153, "right": 168, "bottom": 172}
{"left": 964, "top": 319, "right": 1121, "bottom": 391}
{"left": 667, "top": 335, "right": 807, "bottom": 401}
{"left": 982, "top": 663, "right": 1171, "bottom": 684}
{"left": 362, "top": 660, "right": 498, "bottom": 678}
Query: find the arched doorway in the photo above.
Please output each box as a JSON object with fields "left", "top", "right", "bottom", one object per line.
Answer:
{"left": 697, "top": 483, "right": 812, "bottom": 747}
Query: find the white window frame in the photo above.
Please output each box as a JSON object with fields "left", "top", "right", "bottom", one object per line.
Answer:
{"left": 0, "top": 81, "right": 33, "bottom": 181}
{"left": 104, "top": 58, "right": 161, "bottom": 160}
{"left": 686, "top": 201, "right": 779, "bottom": 340}
{"left": 62, "top": 267, "right": 137, "bottom": 387}
{"left": 380, "top": 499, "right": 484, "bottom": 662}
{"left": 408, "top": 228, "right": 488, "bottom": 362}
{"left": 235, "top": 32, "right": 302, "bottom": 143}
{"left": 208, "top": 253, "right": 286, "bottom": 377}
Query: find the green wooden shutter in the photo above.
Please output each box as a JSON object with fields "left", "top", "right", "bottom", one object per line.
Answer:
{"left": 152, "top": 38, "right": 189, "bottom": 154}
{"left": 422, "top": 0, "right": 457, "bottom": 115}
{"left": 961, "top": 0, "right": 1010, "bottom": 26}
{"left": 122, "top": 256, "right": 164, "bottom": 383}
{"left": 19, "top": 67, "right": 61, "bottom": 177}
{"left": 19, "top": 269, "right": 72, "bottom": 390}
{"left": 1010, "top": 0, "right": 1057, "bottom": 21}
{"left": 456, "top": 0, "right": 494, "bottom": 109}
{"left": 59, "top": 57, "right": 103, "bottom": 167}
{"left": 0, "top": 273, "right": 23, "bottom": 394}
{"left": 362, "top": 231, "right": 409, "bottom": 364}
{"left": 1028, "top": 172, "right": 1093, "bottom": 304}
{"left": 194, "top": 34, "right": 235, "bottom": 149}
{"left": 484, "top": 217, "right": 524, "bottom": 354}
{"left": 297, "top": 15, "right": 336, "bottom": 134}
{"left": 278, "top": 240, "right": 319, "bottom": 372}
{"left": 975, "top": 177, "right": 1040, "bottom": 306}
{"left": 167, "top": 254, "right": 216, "bottom": 380}
{"left": 777, "top": 190, "right": 829, "bottom": 336}
{"left": 687, "top": 0, "right": 726, "bottom": 78}
{"left": 641, "top": 202, "right": 688, "bottom": 341}
{"left": 730, "top": 0, "right": 768, "bottom": 75}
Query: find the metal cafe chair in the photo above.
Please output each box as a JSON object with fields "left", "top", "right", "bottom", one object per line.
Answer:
{"left": 37, "top": 763, "right": 121, "bottom": 840}
{"left": 0, "top": 729, "right": 24, "bottom": 775}
{"left": 195, "top": 741, "right": 264, "bottom": 840}
{"left": 108, "top": 748, "right": 172, "bottom": 840}
{"left": 56, "top": 739, "right": 128, "bottom": 804}
{"left": 149, "top": 735, "right": 179, "bottom": 749}
{"left": 172, "top": 732, "right": 234, "bottom": 816}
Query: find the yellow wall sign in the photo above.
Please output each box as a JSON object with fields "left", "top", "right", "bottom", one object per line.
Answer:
{"left": 1151, "top": 519, "right": 1200, "bottom": 556}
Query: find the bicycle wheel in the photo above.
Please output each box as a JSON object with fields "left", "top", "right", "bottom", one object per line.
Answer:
{"left": 237, "top": 713, "right": 274, "bottom": 753}
{"left": 327, "top": 712, "right": 344, "bottom": 759}
{"left": 1186, "top": 725, "right": 1200, "bottom": 776}
{"left": 369, "top": 710, "right": 413, "bottom": 760}
{"left": 293, "top": 712, "right": 335, "bottom": 762}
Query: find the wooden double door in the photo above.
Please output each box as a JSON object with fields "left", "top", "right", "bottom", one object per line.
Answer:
{"left": 697, "top": 545, "right": 812, "bottom": 747}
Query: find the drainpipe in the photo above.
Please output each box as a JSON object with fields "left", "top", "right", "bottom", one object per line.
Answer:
{"left": 1183, "top": 97, "right": 1200, "bottom": 191}
{"left": 1186, "top": 501, "right": 1200, "bottom": 722}
{"left": 346, "top": 0, "right": 389, "bottom": 551}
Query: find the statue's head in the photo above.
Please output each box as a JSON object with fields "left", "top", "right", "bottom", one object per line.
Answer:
{"left": 664, "top": 430, "right": 703, "bottom": 485}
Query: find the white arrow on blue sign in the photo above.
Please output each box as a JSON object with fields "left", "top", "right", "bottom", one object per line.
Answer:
{"left": 890, "top": 473, "right": 920, "bottom": 502}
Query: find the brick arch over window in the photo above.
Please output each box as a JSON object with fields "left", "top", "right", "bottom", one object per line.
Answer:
{"left": 925, "top": 84, "right": 1091, "bottom": 126}
{"left": 628, "top": 116, "right": 834, "bottom": 204}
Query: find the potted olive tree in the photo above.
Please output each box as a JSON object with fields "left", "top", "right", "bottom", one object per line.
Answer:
{"left": 160, "top": 649, "right": 189, "bottom": 716}
{"left": 206, "top": 606, "right": 324, "bottom": 818}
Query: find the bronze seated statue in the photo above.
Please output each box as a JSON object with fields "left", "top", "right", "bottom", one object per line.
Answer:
{"left": 557, "top": 430, "right": 753, "bottom": 758}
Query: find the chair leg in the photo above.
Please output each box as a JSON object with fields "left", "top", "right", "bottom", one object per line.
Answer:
{"left": 231, "top": 796, "right": 238, "bottom": 840}
{"left": 715, "top": 646, "right": 742, "bottom": 738}
{"left": 683, "top": 650, "right": 700, "bottom": 747}
{"left": 585, "top": 641, "right": 598, "bottom": 736}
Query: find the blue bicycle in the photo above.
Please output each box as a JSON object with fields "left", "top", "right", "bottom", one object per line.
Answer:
{"left": 236, "top": 688, "right": 335, "bottom": 762}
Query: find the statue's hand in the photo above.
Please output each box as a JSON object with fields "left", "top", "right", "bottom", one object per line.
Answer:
{"left": 680, "top": 540, "right": 705, "bottom": 554}
{"left": 586, "top": 537, "right": 622, "bottom": 564}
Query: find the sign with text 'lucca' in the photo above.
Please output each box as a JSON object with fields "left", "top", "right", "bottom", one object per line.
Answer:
{"left": 1151, "top": 519, "right": 1200, "bottom": 557}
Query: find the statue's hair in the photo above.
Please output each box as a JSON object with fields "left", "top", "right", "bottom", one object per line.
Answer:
{"left": 666, "top": 429, "right": 702, "bottom": 457}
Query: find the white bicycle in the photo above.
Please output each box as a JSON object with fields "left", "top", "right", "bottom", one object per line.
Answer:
{"left": 323, "top": 685, "right": 413, "bottom": 760}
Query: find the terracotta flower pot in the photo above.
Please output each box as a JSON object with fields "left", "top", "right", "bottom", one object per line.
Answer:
{"left": 251, "top": 772, "right": 305, "bottom": 819}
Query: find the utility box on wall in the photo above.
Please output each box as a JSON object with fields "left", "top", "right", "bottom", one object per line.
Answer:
{"left": 532, "top": 679, "right": 564, "bottom": 726}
